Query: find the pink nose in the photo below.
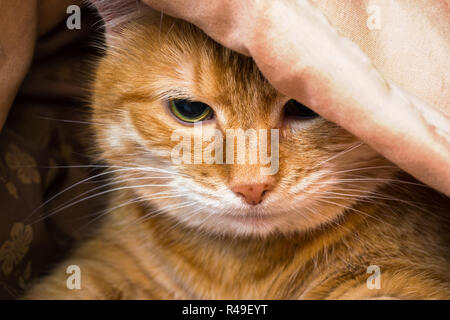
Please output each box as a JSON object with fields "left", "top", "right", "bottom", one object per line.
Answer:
{"left": 231, "top": 183, "right": 274, "bottom": 205}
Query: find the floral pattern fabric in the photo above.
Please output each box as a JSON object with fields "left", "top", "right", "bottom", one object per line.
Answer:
{"left": 0, "top": 223, "right": 33, "bottom": 276}
{"left": 0, "top": 7, "right": 105, "bottom": 299}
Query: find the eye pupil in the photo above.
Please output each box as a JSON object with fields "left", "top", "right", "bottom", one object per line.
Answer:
{"left": 170, "top": 99, "right": 213, "bottom": 123}
{"left": 284, "top": 99, "right": 318, "bottom": 119}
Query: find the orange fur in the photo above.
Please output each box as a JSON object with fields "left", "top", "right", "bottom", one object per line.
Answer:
{"left": 25, "top": 16, "right": 450, "bottom": 299}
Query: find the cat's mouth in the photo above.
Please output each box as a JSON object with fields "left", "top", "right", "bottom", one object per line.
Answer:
{"left": 221, "top": 212, "right": 279, "bottom": 225}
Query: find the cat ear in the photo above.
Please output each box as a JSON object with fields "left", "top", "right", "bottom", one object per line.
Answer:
{"left": 87, "top": 0, "right": 158, "bottom": 32}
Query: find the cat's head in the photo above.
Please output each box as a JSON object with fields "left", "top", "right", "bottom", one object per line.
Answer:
{"left": 89, "top": 1, "right": 397, "bottom": 236}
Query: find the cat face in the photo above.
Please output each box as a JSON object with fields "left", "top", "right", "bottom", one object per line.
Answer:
{"left": 91, "top": 16, "right": 397, "bottom": 236}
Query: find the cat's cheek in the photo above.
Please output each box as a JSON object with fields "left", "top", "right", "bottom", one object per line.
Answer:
{"left": 102, "top": 124, "right": 128, "bottom": 150}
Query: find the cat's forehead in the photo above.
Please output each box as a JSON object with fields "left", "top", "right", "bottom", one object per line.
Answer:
{"left": 193, "top": 46, "right": 282, "bottom": 118}
{"left": 190, "top": 51, "right": 282, "bottom": 127}
{"left": 141, "top": 19, "right": 283, "bottom": 125}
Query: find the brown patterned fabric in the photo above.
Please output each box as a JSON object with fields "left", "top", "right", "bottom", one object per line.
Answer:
{"left": 0, "top": 8, "right": 106, "bottom": 299}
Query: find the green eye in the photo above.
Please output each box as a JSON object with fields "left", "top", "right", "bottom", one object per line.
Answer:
{"left": 284, "top": 99, "right": 319, "bottom": 119}
{"left": 169, "top": 99, "right": 213, "bottom": 123}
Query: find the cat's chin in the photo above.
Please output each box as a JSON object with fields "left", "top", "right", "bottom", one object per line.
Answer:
{"left": 144, "top": 189, "right": 351, "bottom": 237}
{"left": 192, "top": 209, "right": 325, "bottom": 237}
{"left": 153, "top": 197, "right": 350, "bottom": 237}
{"left": 218, "top": 213, "right": 285, "bottom": 236}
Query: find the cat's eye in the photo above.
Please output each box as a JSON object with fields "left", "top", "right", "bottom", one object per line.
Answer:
{"left": 169, "top": 99, "right": 213, "bottom": 123}
{"left": 284, "top": 99, "right": 318, "bottom": 119}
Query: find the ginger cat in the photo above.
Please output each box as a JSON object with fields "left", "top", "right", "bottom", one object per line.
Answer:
{"left": 25, "top": 1, "right": 450, "bottom": 299}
